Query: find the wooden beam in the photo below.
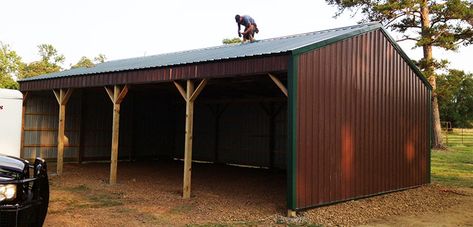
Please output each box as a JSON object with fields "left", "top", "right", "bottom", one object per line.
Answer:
{"left": 173, "top": 81, "right": 187, "bottom": 101}
{"left": 103, "top": 85, "right": 128, "bottom": 185}
{"left": 61, "top": 89, "right": 74, "bottom": 105}
{"left": 116, "top": 85, "right": 129, "bottom": 104}
{"left": 268, "top": 73, "right": 288, "bottom": 97}
{"left": 105, "top": 86, "right": 114, "bottom": 103}
{"left": 22, "top": 91, "right": 29, "bottom": 101}
{"left": 53, "top": 89, "right": 60, "bottom": 104}
{"left": 183, "top": 80, "right": 195, "bottom": 199}
{"left": 189, "top": 79, "right": 208, "bottom": 102}
{"left": 52, "top": 88, "right": 73, "bottom": 176}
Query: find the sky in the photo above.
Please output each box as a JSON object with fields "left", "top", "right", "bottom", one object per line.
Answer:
{"left": 1, "top": 0, "right": 472, "bottom": 73}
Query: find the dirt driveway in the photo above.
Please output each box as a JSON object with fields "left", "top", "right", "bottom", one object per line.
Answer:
{"left": 44, "top": 161, "right": 473, "bottom": 226}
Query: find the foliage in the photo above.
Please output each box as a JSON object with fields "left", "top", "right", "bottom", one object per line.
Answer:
{"left": 0, "top": 74, "right": 19, "bottom": 89}
{"left": 71, "top": 54, "right": 107, "bottom": 69}
{"left": 437, "top": 70, "right": 473, "bottom": 128}
{"left": 18, "top": 44, "right": 65, "bottom": 79}
{"left": 326, "top": 0, "right": 473, "bottom": 75}
{"left": 222, "top": 37, "right": 241, "bottom": 44}
{"left": 0, "top": 42, "right": 21, "bottom": 89}
{"left": 71, "top": 56, "right": 95, "bottom": 69}
{"left": 94, "top": 54, "right": 107, "bottom": 63}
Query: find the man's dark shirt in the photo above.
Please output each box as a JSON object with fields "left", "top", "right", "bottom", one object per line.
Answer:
{"left": 238, "top": 15, "right": 256, "bottom": 32}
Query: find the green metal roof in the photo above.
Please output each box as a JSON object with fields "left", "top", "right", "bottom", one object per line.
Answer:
{"left": 20, "top": 22, "right": 385, "bottom": 82}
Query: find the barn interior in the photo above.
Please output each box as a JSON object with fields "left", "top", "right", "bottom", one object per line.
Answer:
{"left": 22, "top": 73, "right": 289, "bottom": 204}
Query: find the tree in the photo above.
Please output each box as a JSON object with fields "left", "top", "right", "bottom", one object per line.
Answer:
{"left": 19, "top": 44, "right": 65, "bottom": 79}
{"left": 222, "top": 37, "right": 242, "bottom": 44}
{"left": 437, "top": 69, "right": 473, "bottom": 128}
{"left": 94, "top": 54, "right": 107, "bottom": 63}
{"left": 71, "top": 54, "right": 107, "bottom": 69}
{"left": 326, "top": 0, "right": 473, "bottom": 148}
{"left": 0, "top": 42, "right": 22, "bottom": 89}
{"left": 71, "top": 56, "right": 94, "bottom": 69}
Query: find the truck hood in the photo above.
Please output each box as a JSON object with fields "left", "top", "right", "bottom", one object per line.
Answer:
{"left": 0, "top": 155, "right": 28, "bottom": 179}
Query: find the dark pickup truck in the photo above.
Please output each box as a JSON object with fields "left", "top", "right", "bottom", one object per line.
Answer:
{"left": 0, "top": 155, "right": 49, "bottom": 227}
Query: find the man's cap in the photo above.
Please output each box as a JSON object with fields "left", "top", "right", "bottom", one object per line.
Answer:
{"left": 235, "top": 14, "right": 240, "bottom": 23}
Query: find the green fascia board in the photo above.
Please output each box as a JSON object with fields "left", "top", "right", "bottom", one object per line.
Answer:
{"left": 291, "top": 22, "right": 382, "bottom": 55}
{"left": 291, "top": 23, "right": 432, "bottom": 91}
{"left": 287, "top": 53, "right": 299, "bottom": 210}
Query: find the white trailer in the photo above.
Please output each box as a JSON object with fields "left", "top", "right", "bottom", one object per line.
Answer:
{"left": 0, "top": 89, "right": 23, "bottom": 158}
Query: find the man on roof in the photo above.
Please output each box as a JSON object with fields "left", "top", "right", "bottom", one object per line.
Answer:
{"left": 235, "top": 14, "right": 259, "bottom": 43}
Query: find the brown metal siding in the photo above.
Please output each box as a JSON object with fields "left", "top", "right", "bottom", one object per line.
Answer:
{"left": 296, "top": 30, "right": 430, "bottom": 209}
{"left": 19, "top": 55, "right": 289, "bottom": 91}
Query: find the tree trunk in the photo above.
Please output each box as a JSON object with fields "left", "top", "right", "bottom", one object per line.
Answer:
{"left": 421, "top": 1, "right": 444, "bottom": 149}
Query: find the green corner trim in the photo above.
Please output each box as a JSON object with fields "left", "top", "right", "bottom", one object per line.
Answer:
{"left": 287, "top": 54, "right": 299, "bottom": 210}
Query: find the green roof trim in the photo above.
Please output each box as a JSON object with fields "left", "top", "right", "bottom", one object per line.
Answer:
{"left": 291, "top": 22, "right": 382, "bottom": 55}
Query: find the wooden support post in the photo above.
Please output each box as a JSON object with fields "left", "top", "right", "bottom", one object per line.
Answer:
{"left": 268, "top": 73, "right": 288, "bottom": 97}
{"left": 287, "top": 209, "right": 297, "bottom": 218}
{"left": 183, "top": 80, "right": 195, "bottom": 199}
{"left": 53, "top": 88, "right": 73, "bottom": 175}
{"left": 174, "top": 79, "right": 208, "bottom": 199}
{"left": 105, "top": 85, "right": 129, "bottom": 185}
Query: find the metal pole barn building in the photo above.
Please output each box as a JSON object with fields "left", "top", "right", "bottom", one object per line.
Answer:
{"left": 18, "top": 22, "right": 432, "bottom": 215}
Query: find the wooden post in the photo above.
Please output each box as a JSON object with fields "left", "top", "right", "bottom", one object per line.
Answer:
{"left": 183, "top": 80, "right": 195, "bottom": 199}
{"left": 20, "top": 92, "right": 28, "bottom": 159}
{"left": 174, "top": 79, "right": 208, "bottom": 199}
{"left": 287, "top": 209, "right": 297, "bottom": 218}
{"left": 53, "top": 88, "right": 73, "bottom": 175}
{"left": 105, "top": 85, "right": 128, "bottom": 185}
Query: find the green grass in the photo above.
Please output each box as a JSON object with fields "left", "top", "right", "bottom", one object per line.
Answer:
{"left": 431, "top": 129, "right": 473, "bottom": 188}
{"left": 63, "top": 184, "right": 124, "bottom": 208}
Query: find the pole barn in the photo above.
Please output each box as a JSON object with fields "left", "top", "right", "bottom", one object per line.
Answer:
{"left": 18, "top": 22, "right": 431, "bottom": 215}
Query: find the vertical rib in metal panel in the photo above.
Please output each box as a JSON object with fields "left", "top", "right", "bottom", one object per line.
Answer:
{"left": 218, "top": 102, "right": 270, "bottom": 167}
{"left": 82, "top": 91, "right": 112, "bottom": 159}
{"left": 295, "top": 30, "right": 430, "bottom": 209}
{"left": 132, "top": 94, "right": 176, "bottom": 159}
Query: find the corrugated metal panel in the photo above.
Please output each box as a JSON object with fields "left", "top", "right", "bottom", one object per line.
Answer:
{"left": 173, "top": 103, "right": 217, "bottom": 161}
{"left": 132, "top": 94, "right": 177, "bottom": 158}
{"left": 217, "top": 102, "right": 270, "bottom": 167}
{"left": 81, "top": 90, "right": 133, "bottom": 160}
{"left": 295, "top": 30, "right": 430, "bottom": 209}
{"left": 23, "top": 92, "right": 80, "bottom": 161}
{"left": 20, "top": 55, "right": 289, "bottom": 91}
{"left": 20, "top": 23, "right": 381, "bottom": 82}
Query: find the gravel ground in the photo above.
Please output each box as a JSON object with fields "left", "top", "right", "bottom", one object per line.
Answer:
{"left": 44, "top": 161, "right": 472, "bottom": 226}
